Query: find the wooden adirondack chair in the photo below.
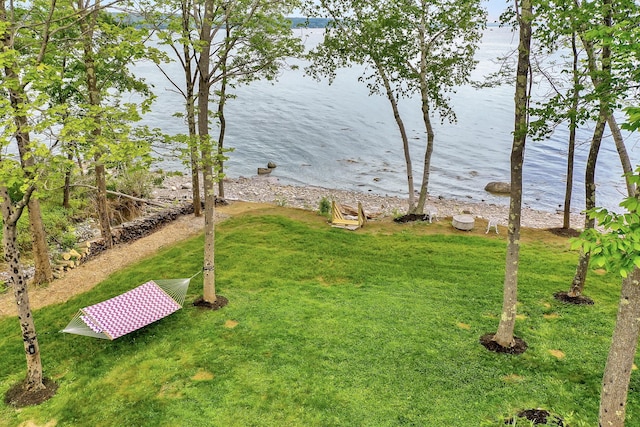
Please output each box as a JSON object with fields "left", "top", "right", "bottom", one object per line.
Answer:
{"left": 331, "top": 201, "right": 366, "bottom": 230}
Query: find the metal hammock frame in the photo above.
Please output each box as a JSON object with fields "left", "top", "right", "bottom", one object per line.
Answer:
{"left": 60, "top": 277, "right": 193, "bottom": 340}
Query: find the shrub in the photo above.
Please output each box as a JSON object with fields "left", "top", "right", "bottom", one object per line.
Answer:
{"left": 319, "top": 197, "right": 331, "bottom": 216}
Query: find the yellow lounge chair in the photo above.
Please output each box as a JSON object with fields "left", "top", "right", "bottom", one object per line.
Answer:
{"left": 331, "top": 201, "right": 366, "bottom": 230}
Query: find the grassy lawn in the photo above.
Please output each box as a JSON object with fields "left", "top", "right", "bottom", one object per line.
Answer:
{"left": 0, "top": 206, "right": 633, "bottom": 426}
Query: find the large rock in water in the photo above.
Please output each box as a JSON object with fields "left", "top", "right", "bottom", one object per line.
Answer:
{"left": 484, "top": 181, "right": 511, "bottom": 194}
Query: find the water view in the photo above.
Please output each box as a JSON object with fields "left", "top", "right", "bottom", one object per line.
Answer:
{"left": 134, "top": 26, "right": 639, "bottom": 213}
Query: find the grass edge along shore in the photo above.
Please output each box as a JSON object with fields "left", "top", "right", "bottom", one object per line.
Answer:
{"left": 157, "top": 175, "right": 586, "bottom": 230}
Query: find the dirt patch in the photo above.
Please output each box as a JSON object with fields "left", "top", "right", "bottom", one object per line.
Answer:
{"left": 554, "top": 291, "right": 595, "bottom": 305}
{"left": 479, "top": 333, "right": 528, "bottom": 355}
{"left": 393, "top": 214, "right": 430, "bottom": 223}
{"left": 4, "top": 378, "right": 58, "bottom": 407}
{"left": 547, "top": 227, "right": 581, "bottom": 238}
{"left": 505, "top": 409, "right": 565, "bottom": 426}
{"left": 191, "top": 370, "right": 215, "bottom": 381}
{"left": 224, "top": 319, "right": 239, "bottom": 329}
{"left": 193, "top": 295, "right": 229, "bottom": 310}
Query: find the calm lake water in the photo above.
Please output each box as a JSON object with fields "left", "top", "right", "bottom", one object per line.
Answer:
{"left": 133, "top": 26, "right": 639, "bottom": 213}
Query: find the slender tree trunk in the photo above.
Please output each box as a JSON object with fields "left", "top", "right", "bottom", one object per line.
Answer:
{"left": 63, "top": 151, "right": 73, "bottom": 209}
{"left": 414, "top": 14, "right": 434, "bottom": 215}
{"left": 492, "top": 0, "right": 532, "bottom": 348}
{"left": 27, "top": 200, "right": 53, "bottom": 284}
{"left": 599, "top": 268, "right": 640, "bottom": 427}
{"left": 216, "top": 19, "right": 230, "bottom": 199}
{"left": 198, "top": 0, "right": 217, "bottom": 303}
{"left": 94, "top": 161, "right": 112, "bottom": 247}
{"left": 79, "top": 0, "right": 112, "bottom": 248}
{"left": 568, "top": 111, "right": 606, "bottom": 297}
{"left": 1, "top": 186, "right": 45, "bottom": 392}
{"left": 563, "top": 32, "right": 579, "bottom": 230}
{"left": 216, "top": 90, "right": 226, "bottom": 199}
{"left": 607, "top": 115, "right": 635, "bottom": 197}
{"left": 3, "top": 50, "right": 53, "bottom": 285}
{"left": 415, "top": 107, "right": 434, "bottom": 214}
{"left": 182, "top": 0, "right": 201, "bottom": 217}
{"left": 569, "top": 3, "right": 613, "bottom": 296}
{"left": 375, "top": 62, "right": 416, "bottom": 213}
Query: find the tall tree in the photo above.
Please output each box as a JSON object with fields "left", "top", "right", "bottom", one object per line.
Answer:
{"left": 0, "top": 0, "right": 56, "bottom": 285}
{"left": 145, "top": 0, "right": 202, "bottom": 216}
{"left": 577, "top": 167, "right": 640, "bottom": 426}
{"left": 59, "top": 2, "right": 158, "bottom": 246}
{"left": 0, "top": 0, "right": 67, "bottom": 400}
{"left": 482, "top": 0, "right": 532, "bottom": 351}
{"left": 528, "top": 0, "right": 592, "bottom": 231}
{"left": 149, "top": 0, "right": 302, "bottom": 304}
{"left": 78, "top": 0, "right": 113, "bottom": 247}
{"left": 561, "top": 0, "right": 639, "bottom": 301}
{"left": 307, "top": 0, "right": 485, "bottom": 214}
{"left": 0, "top": 184, "right": 48, "bottom": 394}
{"left": 145, "top": 0, "right": 302, "bottom": 217}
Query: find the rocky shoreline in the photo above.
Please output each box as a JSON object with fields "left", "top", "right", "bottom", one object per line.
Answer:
{"left": 156, "top": 175, "right": 585, "bottom": 230}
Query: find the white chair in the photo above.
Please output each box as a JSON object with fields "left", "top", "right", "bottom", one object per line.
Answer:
{"left": 486, "top": 218, "right": 499, "bottom": 234}
{"left": 425, "top": 206, "right": 438, "bottom": 223}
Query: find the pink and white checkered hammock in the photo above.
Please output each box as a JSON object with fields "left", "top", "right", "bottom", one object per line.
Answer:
{"left": 61, "top": 278, "right": 192, "bottom": 340}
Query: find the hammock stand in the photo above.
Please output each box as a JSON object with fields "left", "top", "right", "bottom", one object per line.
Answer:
{"left": 61, "top": 276, "right": 194, "bottom": 340}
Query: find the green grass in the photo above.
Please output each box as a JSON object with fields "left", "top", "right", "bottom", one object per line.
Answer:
{"left": 0, "top": 210, "right": 632, "bottom": 426}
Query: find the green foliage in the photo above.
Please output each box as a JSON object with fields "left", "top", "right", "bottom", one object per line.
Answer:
{"left": 574, "top": 166, "right": 640, "bottom": 277}
{"left": 110, "top": 168, "right": 155, "bottom": 199}
{"left": 41, "top": 206, "right": 80, "bottom": 251}
{"left": 2, "top": 203, "right": 79, "bottom": 254}
{"left": 623, "top": 106, "right": 640, "bottom": 132}
{"left": 318, "top": 196, "right": 331, "bottom": 215}
{"left": 306, "top": 0, "right": 486, "bottom": 122}
{"left": 0, "top": 213, "right": 622, "bottom": 425}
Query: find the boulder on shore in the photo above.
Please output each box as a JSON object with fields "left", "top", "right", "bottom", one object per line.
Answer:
{"left": 484, "top": 181, "right": 510, "bottom": 194}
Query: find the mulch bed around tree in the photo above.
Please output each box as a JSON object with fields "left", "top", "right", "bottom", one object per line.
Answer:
{"left": 4, "top": 377, "right": 58, "bottom": 407}
{"left": 505, "top": 408, "right": 565, "bottom": 426}
{"left": 193, "top": 295, "right": 229, "bottom": 310}
{"left": 547, "top": 227, "right": 581, "bottom": 238}
{"left": 393, "top": 214, "right": 430, "bottom": 223}
{"left": 479, "top": 333, "right": 528, "bottom": 355}
{"left": 554, "top": 291, "right": 595, "bottom": 305}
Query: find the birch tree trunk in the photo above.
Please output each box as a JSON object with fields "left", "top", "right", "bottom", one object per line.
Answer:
{"left": 182, "top": 0, "right": 201, "bottom": 217}
{"left": 568, "top": 111, "right": 606, "bottom": 297}
{"left": 563, "top": 33, "right": 580, "bottom": 230}
{"left": 216, "top": 18, "right": 230, "bottom": 199}
{"left": 569, "top": 0, "right": 613, "bottom": 297}
{"left": 492, "top": 0, "right": 532, "bottom": 348}
{"left": 414, "top": 12, "right": 434, "bottom": 215}
{"left": 1, "top": 186, "right": 45, "bottom": 392}
{"left": 2, "top": 34, "right": 53, "bottom": 284}
{"left": 607, "top": 115, "right": 635, "bottom": 197}
{"left": 599, "top": 268, "right": 640, "bottom": 426}
{"left": 79, "top": 0, "right": 113, "bottom": 248}
{"left": 198, "top": 0, "right": 217, "bottom": 303}
{"left": 375, "top": 61, "right": 416, "bottom": 213}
